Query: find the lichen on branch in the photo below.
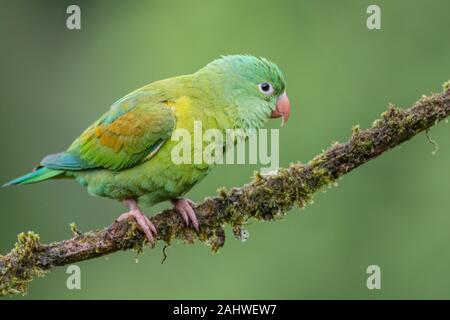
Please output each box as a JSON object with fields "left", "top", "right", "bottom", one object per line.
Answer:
{"left": 1, "top": 82, "right": 449, "bottom": 297}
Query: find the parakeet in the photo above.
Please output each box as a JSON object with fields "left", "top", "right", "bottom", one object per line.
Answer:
{"left": 3, "top": 55, "right": 290, "bottom": 244}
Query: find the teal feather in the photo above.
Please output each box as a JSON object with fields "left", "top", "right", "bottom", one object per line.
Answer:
{"left": 2, "top": 167, "right": 64, "bottom": 187}
{"left": 41, "top": 152, "right": 96, "bottom": 170}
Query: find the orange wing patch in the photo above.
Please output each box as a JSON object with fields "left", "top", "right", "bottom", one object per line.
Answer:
{"left": 66, "top": 90, "right": 176, "bottom": 171}
{"left": 93, "top": 109, "right": 155, "bottom": 153}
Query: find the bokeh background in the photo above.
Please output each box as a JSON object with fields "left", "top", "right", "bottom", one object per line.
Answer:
{"left": 0, "top": 0, "right": 449, "bottom": 299}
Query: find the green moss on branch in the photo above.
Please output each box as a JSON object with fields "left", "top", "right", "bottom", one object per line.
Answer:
{"left": 1, "top": 82, "right": 449, "bottom": 296}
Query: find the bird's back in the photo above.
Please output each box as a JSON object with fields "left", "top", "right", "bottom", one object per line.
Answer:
{"left": 70, "top": 73, "right": 234, "bottom": 205}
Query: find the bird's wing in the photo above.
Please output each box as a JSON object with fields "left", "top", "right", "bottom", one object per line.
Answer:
{"left": 42, "top": 91, "right": 176, "bottom": 171}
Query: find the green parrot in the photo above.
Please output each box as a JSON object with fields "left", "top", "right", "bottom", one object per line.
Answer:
{"left": 3, "top": 55, "right": 290, "bottom": 244}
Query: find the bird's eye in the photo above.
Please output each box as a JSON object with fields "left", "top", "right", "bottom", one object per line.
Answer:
{"left": 258, "top": 82, "right": 274, "bottom": 95}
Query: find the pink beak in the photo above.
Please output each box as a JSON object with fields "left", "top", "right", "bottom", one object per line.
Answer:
{"left": 271, "top": 93, "right": 291, "bottom": 126}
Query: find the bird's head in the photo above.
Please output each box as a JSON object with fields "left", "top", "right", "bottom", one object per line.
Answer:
{"left": 197, "top": 55, "right": 291, "bottom": 128}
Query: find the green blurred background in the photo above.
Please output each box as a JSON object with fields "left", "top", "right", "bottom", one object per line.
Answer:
{"left": 0, "top": 0, "right": 449, "bottom": 299}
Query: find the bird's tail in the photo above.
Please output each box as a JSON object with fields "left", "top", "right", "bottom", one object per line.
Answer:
{"left": 2, "top": 167, "right": 64, "bottom": 187}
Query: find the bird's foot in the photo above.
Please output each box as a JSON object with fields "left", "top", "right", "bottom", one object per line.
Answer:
{"left": 171, "top": 198, "right": 199, "bottom": 232}
{"left": 117, "top": 199, "right": 157, "bottom": 245}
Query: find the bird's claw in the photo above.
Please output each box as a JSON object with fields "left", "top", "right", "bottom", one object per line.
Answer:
{"left": 171, "top": 198, "right": 199, "bottom": 232}
{"left": 117, "top": 199, "right": 157, "bottom": 246}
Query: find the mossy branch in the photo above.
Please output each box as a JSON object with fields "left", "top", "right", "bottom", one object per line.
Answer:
{"left": 1, "top": 82, "right": 449, "bottom": 296}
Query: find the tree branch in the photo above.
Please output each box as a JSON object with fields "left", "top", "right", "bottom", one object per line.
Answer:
{"left": 1, "top": 82, "right": 449, "bottom": 296}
